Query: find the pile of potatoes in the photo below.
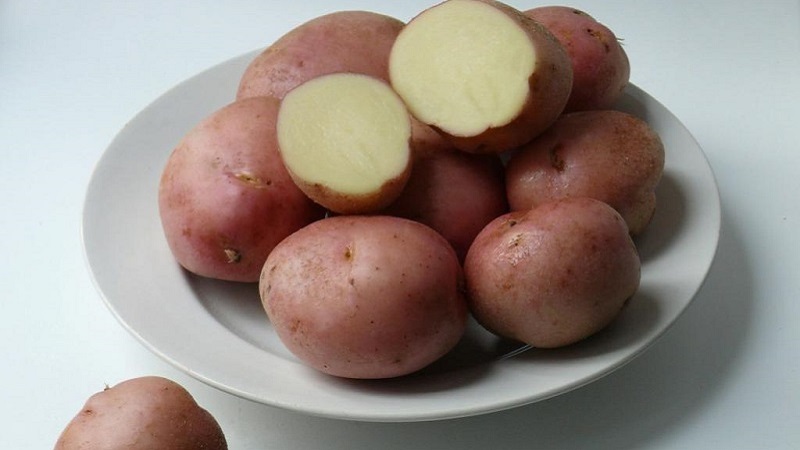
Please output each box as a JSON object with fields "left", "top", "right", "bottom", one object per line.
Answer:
{"left": 159, "top": 0, "right": 665, "bottom": 380}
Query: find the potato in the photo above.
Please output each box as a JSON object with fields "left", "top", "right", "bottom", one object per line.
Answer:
{"left": 464, "top": 197, "right": 641, "bottom": 348}
{"left": 159, "top": 96, "right": 324, "bottom": 282}
{"left": 382, "top": 149, "right": 508, "bottom": 263}
{"left": 389, "top": 0, "right": 573, "bottom": 154}
{"left": 525, "top": 6, "right": 630, "bottom": 112}
{"left": 236, "top": 9, "right": 446, "bottom": 159}
{"left": 236, "top": 10, "right": 404, "bottom": 101}
{"left": 54, "top": 376, "right": 227, "bottom": 450}
{"left": 276, "top": 73, "right": 413, "bottom": 214}
{"left": 505, "top": 110, "right": 665, "bottom": 235}
{"left": 260, "top": 215, "right": 467, "bottom": 379}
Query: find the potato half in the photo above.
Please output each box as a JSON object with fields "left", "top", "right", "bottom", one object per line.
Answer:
{"left": 389, "top": 0, "right": 572, "bottom": 153}
{"left": 276, "top": 73, "right": 413, "bottom": 214}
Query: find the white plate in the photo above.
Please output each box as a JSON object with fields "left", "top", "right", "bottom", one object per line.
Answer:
{"left": 82, "top": 50, "right": 721, "bottom": 422}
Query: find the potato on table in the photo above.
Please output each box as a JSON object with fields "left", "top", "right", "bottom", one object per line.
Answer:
{"left": 505, "top": 110, "right": 665, "bottom": 235}
{"left": 54, "top": 376, "right": 227, "bottom": 450}
{"left": 389, "top": 0, "right": 573, "bottom": 154}
{"left": 525, "top": 6, "right": 630, "bottom": 112}
{"left": 276, "top": 73, "right": 413, "bottom": 214}
{"left": 464, "top": 197, "right": 641, "bottom": 349}
{"left": 260, "top": 215, "right": 468, "bottom": 379}
{"left": 158, "top": 97, "right": 324, "bottom": 282}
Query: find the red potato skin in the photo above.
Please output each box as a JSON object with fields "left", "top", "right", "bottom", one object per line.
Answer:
{"left": 238, "top": 10, "right": 445, "bottom": 163}
{"left": 236, "top": 10, "right": 404, "bottom": 100}
{"left": 159, "top": 97, "right": 324, "bottom": 282}
{"left": 54, "top": 376, "right": 227, "bottom": 450}
{"left": 260, "top": 215, "right": 468, "bottom": 379}
{"left": 464, "top": 198, "right": 641, "bottom": 348}
{"left": 505, "top": 110, "right": 665, "bottom": 236}
{"left": 382, "top": 149, "right": 508, "bottom": 263}
{"left": 525, "top": 6, "right": 630, "bottom": 112}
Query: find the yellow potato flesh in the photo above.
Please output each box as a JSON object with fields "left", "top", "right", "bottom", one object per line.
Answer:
{"left": 277, "top": 73, "right": 411, "bottom": 196}
{"left": 390, "top": 0, "right": 536, "bottom": 136}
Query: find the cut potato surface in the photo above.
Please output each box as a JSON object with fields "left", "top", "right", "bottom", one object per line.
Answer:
{"left": 390, "top": 0, "right": 535, "bottom": 135}
{"left": 389, "top": 0, "right": 572, "bottom": 153}
{"left": 277, "top": 73, "right": 412, "bottom": 214}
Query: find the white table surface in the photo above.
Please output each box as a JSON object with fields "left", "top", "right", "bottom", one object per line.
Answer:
{"left": 3, "top": 0, "right": 799, "bottom": 448}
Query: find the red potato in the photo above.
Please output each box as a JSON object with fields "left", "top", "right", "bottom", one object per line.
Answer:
{"left": 236, "top": 9, "right": 446, "bottom": 157}
{"left": 260, "top": 215, "right": 468, "bottom": 379}
{"left": 505, "top": 110, "right": 665, "bottom": 235}
{"left": 54, "top": 376, "right": 227, "bottom": 450}
{"left": 525, "top": 6, "right": 630, "bottom": 112}
{"left": 464, "top": 197, "right": 641, "bottom": 348}
{"left": 382, "top": 149, "right": 508, "bottom": 262}
{"left": 276, "top": 73, "right": 413, "bottom": 214}
{"left": 389, "top": 0, "right": 573, "bottom": 154}
{"left": 159, "top": 96, "right": 324, "bottom": 282}
{"left": 237, "top": 10, "right": 404, "bottom": 100}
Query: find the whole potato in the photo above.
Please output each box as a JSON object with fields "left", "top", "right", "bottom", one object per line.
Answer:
{"left": 525, "top": 6, "right": 630, "bottom": 112}
{"left": 464, "top": 197, "right": 641, "bottom": 348}
{"left": 382, "top": 149, "right": 508, "bottom": 263}
{"left": 237, "top": 10, "right": 445, "bottom": 157}
{"left": 54, "top": 376, "right": 227, "bottom": 450}
{"left": 505, "top": 110, "right": 665, "bottom": 235}
{"left": 159, "top": 96, "right": 324, "bottom": 282}
{"left": 260, "top": 215, "right": 468, "bottom": 379}
{"left": 237, "top": 10, "right": 404, "bottom": 101}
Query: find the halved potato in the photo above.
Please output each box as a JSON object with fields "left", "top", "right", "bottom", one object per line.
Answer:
{"left": 389, "top": 0, "right": 572, "bottom": 153}
{"left": 276, "top": 73, "right": 412, "bottom": 214}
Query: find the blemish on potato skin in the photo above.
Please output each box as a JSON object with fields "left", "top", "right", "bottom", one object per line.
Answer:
{"left": 549, "top": 143, "right": 566, "bottom": 171}
{"left": 224, "top": 248, "right": 242, "bottom": 264}
{"left": 233, "top": 171, "right": 272, "bottom": 188}
{"left": 344, "top": 244, "right": 354, "bottom": 260}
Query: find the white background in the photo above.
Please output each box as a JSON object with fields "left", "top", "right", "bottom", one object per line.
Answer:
{"left": 2, "top": 0, "right": 799, "bottom": 448}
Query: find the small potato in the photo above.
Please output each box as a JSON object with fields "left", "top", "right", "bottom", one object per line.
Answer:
{"left": 389, "top": 0, "right": 573, "bottom": 154}
{"left": 505, "top": 110, "right": 665, "bottom": 235}
{"left": 159, "top": 97, "right": 324, "bottom": 282}
{"left": 236, "top": 9, "right": 446, "bottom": 158}
{"left": 525, "top": 6, "right": 630, "bottom": 112}
{"left": 464, "top": 197, "right": 641, "bottom": 348}
{"left": 276, "top": 73, "right": 412, "bottom": 214}
{"left": 54, "top": 376, "right": 227, "bottom": 450}
{"left": 260, "top": 215, "right": 468, "bottom": 379}
{"left": 236, "top": 10, "right": 404, "bottom": 100}
{"left": 382, "top": 149, "right": 508, "bottom": 262}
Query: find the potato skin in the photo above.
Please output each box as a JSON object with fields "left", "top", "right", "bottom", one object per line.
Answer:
{"left": 505, "top": 110, "right": 665, "bottom": 235}
{"left": 236, "top": 11, "right": 404, "bottom": 101}
{"left": 525, "top": 6, "right": 630, "bottom": 112}
{"left": 238, "top": 10, "right": 445, "bottom": 158}
{"left": 382, "top": 149, "right": 508, "bottom": 263}
{"left": 260, "top": 215, "right": 467, "bottom": 379}
{"left": 464, "top": 198, "right": 641, "bottom": 348}
{"left": 158, "top": 97, "right": 324, "bottom": 282}
{"left": 54, "top": 376, "right": 227, "bottom": 450}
